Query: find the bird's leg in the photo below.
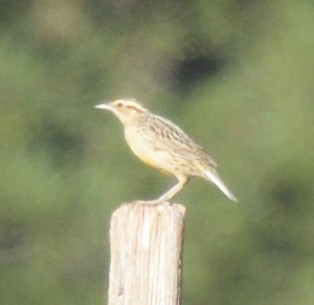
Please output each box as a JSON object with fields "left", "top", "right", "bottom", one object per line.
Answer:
{"left": 156, "top": 175, "right": 189, "bottom": 203}
{"left": 132, "top": 176, "right": 188, "bottom": 205}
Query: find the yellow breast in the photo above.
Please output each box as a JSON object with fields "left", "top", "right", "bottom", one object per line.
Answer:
{"left": 124, "top": 128, "right": 171, "bottom": 175}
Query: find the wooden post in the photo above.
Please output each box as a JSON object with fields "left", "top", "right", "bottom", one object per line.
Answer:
{"left": 108, "top": 203, "right": 186, "bottom": 305}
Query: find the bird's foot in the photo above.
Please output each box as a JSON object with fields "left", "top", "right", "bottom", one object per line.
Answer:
{"left": 131, "top": 199, "right": 171, "bottom": 205}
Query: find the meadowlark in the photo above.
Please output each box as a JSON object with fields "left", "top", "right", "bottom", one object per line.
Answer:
{"left": 95, "top": 98, "right": 237, "bottom": 203}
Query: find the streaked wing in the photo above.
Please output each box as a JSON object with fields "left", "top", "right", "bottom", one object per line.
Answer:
{"left": 173, "top": 147, "right": 217, "bottom": 168}
{"left": 144, "top": 114, "right": 217, "bottom": 168}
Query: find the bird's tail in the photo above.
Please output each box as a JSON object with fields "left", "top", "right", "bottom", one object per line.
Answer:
{"left": 203, "top": 170, "right": 238, "bottom": 202}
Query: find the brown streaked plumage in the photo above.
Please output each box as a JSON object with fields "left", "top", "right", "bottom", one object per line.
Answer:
{"left": 95, "top": 98, "right": 237, "bottom": 204}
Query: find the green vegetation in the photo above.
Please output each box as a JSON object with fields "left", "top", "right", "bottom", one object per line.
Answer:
{"left": 1, "top": 1, "right": 314, "bottom": 304}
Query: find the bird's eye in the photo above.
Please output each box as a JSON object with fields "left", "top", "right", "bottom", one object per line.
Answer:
{"left": 117, "top": 102, "right": 123, "bottom": 108}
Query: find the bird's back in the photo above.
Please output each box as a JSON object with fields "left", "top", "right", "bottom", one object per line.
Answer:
{"left": 125, "top": 112, "right": 217, "bottom": 177}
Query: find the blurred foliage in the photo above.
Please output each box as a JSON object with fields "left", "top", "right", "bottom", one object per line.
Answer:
{"left": 1, "top": 0, "right": 314, "bottom": 304}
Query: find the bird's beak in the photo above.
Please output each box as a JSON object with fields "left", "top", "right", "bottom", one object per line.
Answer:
{"left": 94, "top": 103, "right": 113, "bottom": 111}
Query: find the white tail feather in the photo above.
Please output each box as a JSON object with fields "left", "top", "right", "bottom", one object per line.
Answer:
{"left": 204, "top": 170, "right": 238, "bottom": 202}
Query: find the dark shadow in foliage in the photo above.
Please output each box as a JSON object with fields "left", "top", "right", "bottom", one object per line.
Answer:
{"left": 172, "top": 53, "right": 224, "bottom": 94}
{"left": 28, "top": 118, "right": 87, "bottom": 169}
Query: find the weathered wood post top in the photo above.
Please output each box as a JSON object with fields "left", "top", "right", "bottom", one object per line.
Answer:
{"left": 108, "top": 202, "right": 186, "bottom": 305}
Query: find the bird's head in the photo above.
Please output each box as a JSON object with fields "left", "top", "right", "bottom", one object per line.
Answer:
{"left": 94, "top": 98, "right": 147, "bottom": 126}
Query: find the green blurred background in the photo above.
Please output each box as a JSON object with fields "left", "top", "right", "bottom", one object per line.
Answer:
{"left": 1, "top": 0, "right": 314, "bottom": 304}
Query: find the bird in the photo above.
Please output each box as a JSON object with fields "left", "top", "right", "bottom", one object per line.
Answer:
{"left": 95, "top": 98, "right": 237, "bottom": 204}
